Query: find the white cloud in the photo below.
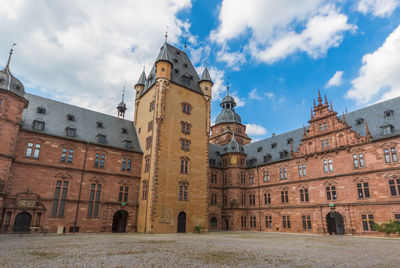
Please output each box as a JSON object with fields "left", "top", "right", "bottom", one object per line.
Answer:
{"left": 215, "top": 44, "right": 246, "bottom": 70}
{"left": 206, "top": 66, "right": 226, "bottom": 101}
{"left": 249, "top": 88, "right": 262, "bottom": 100}
{"left": 357, "top": 0, "right": 400, "bottom": 17}
{"left": 325, "top": 71, "right": 344, "bottom": 88}
{"left": 245, "top": 123, "right": 267, "bottom": 136}
{"left": 0, "top": 0, "right": 192, "bottom": 119}
{"left": 265, "top": 92, "right": 276, "bottom": 101}
{"left": 211, "top": 1, "right": 355, "bottom": 64}
{"left": 346, "top": 24, "right": 400, "bottom": 104}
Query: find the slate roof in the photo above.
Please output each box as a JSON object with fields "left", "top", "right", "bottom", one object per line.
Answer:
{"left": 0, "top": 66, "right": 25, "bottom": 99}
{"left": 21, "top": 93, "right": 142, "bottom": 153}
{"left": 138, "top": 43, "right": 203, "bottom": 98}
{"left": 209, "top": 96, "right": 400, "bottom": 168}
{"left": 135, "top": 70, "right": 146, "bottom": 86}
{"left": 200, "top": 67, "right": 212, "bottom": 83}
{"left": 215, "top": 95, "right": 242, "bottom": 124}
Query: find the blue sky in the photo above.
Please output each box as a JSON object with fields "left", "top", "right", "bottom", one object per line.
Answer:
{"left": 1, "top": 0, "right": 400, "bottom": 141}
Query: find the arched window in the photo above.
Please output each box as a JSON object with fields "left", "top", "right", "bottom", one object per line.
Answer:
{"left": 180, "top": 157, "right": 189, "bottom": 174}
{"left": 144, "top": 155, "right": 150, "bottom": 173}
{"left": 142, "top": 180, "right": 148, "bottom": 200}
{"left": 210, "top": 217, "right": 217, "bottom": 227}
{"left": 299, "top": 186, "right": 309, "bottom": 202}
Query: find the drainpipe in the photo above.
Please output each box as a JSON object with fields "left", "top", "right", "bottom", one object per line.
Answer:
{"left": 73, "top": 142, "right": 89, "bottom": 233}
{"left": 256, "top": 163, "right": 262, "bottom": 232}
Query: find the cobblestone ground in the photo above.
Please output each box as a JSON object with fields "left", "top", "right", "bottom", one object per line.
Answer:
{"left": 0, "top": 232, "right": 399, "bottom": 267}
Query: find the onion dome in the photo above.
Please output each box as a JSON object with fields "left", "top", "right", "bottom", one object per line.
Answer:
{"left": 215, "top": 94, "right": 242, "bottom": 124}
{"left": 0, "top": 45, "right": 25, "bottom": 98}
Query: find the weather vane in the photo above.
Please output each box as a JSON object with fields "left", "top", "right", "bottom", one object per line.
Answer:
{"left": 165, "top": 26, "right": 170, "bottom": 42}
{"left": 226, "top": 76, "right": 231, "bottom": 96}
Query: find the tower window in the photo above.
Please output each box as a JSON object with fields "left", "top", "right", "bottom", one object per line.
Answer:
{"left": 96, "top": 121, "right": 104, "bottom": 128}
{"left": 67, "top": 114, "right": 75, "bottom": 121}
{"left": 36, "top": 107, "right": 46, "bottom": 114}
{"left": 97, "top": 134, "right": 107, "bottom": 144}
{"left": 181, "top": 103, "right": 192, "bottom": 114}
{"left": 33, "top": 120, "right": 45, "bottom": 131}
{"left": 384, "top": 110, "right": 393, "bottom": 118}
{"left": 121, "top": 128, "right": 128, "bottom": 134}
{"left": 271, "top": 143, "right": 277, "bottom": 149}
{"left": 66, "top": 127, "right": 76, "bottom": 137}
{"left": 124, "top": 140, "right": 133, "bottom": 149}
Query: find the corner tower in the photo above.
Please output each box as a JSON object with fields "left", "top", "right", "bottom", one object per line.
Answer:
{"left": 134, "top": 42, "right": 210, "bottom": 233}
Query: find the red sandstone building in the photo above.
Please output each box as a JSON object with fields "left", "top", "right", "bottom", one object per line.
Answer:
{"left": 1, "top": 42, "right": 400, "bottom": 235}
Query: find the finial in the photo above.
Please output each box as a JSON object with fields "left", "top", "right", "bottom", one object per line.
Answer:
{"left": 318, "top": 90, "right": 322, "bottom": 104}
{"left": 122, "top": 86, "right": 126, "bottom": 102}
{"left": 226, "top": 76, "right": 230, "bottom": 96}
{"left": 165, "top": 26, "right": 169, "bottom": 42}
{"left": 184, "top": 38, "right": 187, "bottom": 52}
{"left": 6, "top": 43, "right": 16, "bottom": 70}
{"left": 303, "top": 125, "right": 306, "bottom": 137}
{"left": 342, "top": 112, "right": 346, "bottom": 124}
{"left": 311, "top": 108, "right": 313, "bottom": 119}
{"left": 330, "top": 100, "right": 333, "bottom": 111}
{"left": 313, "top": 99, "right": 316, "bottom": 109}
{"left": 324, "top": 94, "right": 328, "bottom": 105}
{"left": 365, "top": 120, "right": 371, "bottom": 137}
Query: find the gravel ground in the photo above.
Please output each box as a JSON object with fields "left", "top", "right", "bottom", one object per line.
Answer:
{"left": 0, "top": 232, "right": 399, "bottom": 267}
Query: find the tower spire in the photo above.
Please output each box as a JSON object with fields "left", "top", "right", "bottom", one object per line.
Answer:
{"left": 325, "top": 94, "right": 328, "bottom": 105}
{"left": 330, "top": 100, "right": 333, "bottom": 112}
{"left": 5, "top": 43, "right": 16, "bottom": 70}
{"left": 318, "top": 90, "right": 322, "bottom": 105}
{"left": 313, "top": 99, "right": 316, "bottom": 109}
{"left": 226, "top": 76, "right": 230, "bottom": 96}
{"left": 303, "top": 125, "right": 306, "bottom": 137}
{"left": 165, "top": 26, "right": 169, "bottom": 42}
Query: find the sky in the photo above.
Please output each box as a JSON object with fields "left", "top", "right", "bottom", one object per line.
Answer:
{"left": 1, "top": 0, "right": 400, "bottom": 141}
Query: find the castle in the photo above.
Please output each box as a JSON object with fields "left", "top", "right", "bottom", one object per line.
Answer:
{"left": 1, "top": 42, "right": 399, "bottom": 235}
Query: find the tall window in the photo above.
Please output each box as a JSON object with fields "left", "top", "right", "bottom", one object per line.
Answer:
{"left": 181, "top": 103, "right": 192, "bottom": 114}
{"left": 61, "top": 148, "right": 74, "bottom": 163}
{"left": 88, "top": 184, "right": 101, "bottom": 217}
{"left": 144, "top": 155, "right": 150, "bottom": 173}
{"left": 323, "top": 160, "right": 333, "bottom": 173}
{"left": 384, "top": 148, "right": 398, "bottom": 163}
{"left": 94, "top": 153, "right": 105, "bottom": 168}
{"left": 241, "top": 216, "right": 247, "bottom": 227}
{"left": 281, "top": 190, "right": 289, "bottom": 203}
{"left": 240, "top": 173, "right": 246, "bottom": 184}
{"left": 223, "top": 193, "right": 227, "bottom": 206}
{"left": 325, "top": 139, "right": 330, "bottom": 147}
{"left": 33, "top": 120, "right": 45, "bottom": 131}
{"left": 299, "top": 188, "right": 309, "bottom": 202}
{"left": 250, "top": 216, "right": 256, "bottom": 228}
{"left": 298, "top": 165, "right": 306, "bottom": 177}
{"left": 326, "top": 185, "right": 337, "bottom": 200}
{"left": 118, "top": 186, "right": 129, "bottom": 202}
{"left": 280, "top": 168, "right": 287, "bottom": 180}
{"left": 122, "top": 158, "right": 132, "bottom": 171}
{"left": 147, "top": 120, "right": 153, "bottom": 132}
{"left": 146, "top": 136, "right": 152, "bottom": 150}
{"left": 282, "top": 215, "right": 291, "bottom": 229}
{"left": 180, "top": 157, "right": 189, "bottom": 174}
{"left": 149, "top": 100, "right": 155, "bottom": 111}
{"left": 179, "top": 182, "right": 188, "bottom": 201}
{"left": 180, "top": 139, "right": 190, "bottom": 151}
{"left": 362, "top": 214, "right": 375, "bottom": 231}
{"left": 265, "top": 215, "right": 272, "bottom": 229}
{"left": 181, "top": 122, "right": 191, "bottom": 134}
{"left": 249, "top": 193, "right": 256, "bottom": 206}
{"left": 389, "top": 179, "right": 400, "bottom": 196}
{"left": 264, "top": 192, "right": 271, "bottom": 205}
{"left": 211, "top": 193, "right": 217, "bottom": 205}
{"left": 241, "top": 194, "right": 246, "bottom": 206}
{"left": 353, "top": 153, "right": 365, "bottom": 168}
{"left": 25, "top": 143, "right": 41, "bottom": 158}
{"left": 142, "top": 181, "right": 148, "bottom": 200}
{"left": 263, "top": 170, "right": 270, "bottom": 182}
{"left": 210, "top": 174, "right": 217, "bottom": 184}
{"left": 302, "top": 215, "right": 312, "bottom": 230}
{"left": 51, "top": 180, "right": 69, "bottom": 217}
{"left": 357, "top": 182, "right": 370, "bottom": 198}
{"left": 249, "top": 174, "right": 255, "bottom": 184}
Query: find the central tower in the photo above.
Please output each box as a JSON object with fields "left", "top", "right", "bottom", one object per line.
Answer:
{"left": 134, "top": 42, "right": 212, "bottom": 233}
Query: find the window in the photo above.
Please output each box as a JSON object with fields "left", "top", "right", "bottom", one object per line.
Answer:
{"left": 124, "top": 140, "right": 133, "bottom": 149}
{"left": 394, "top": 214, "right": 400, "bottom": 220}
{"left": 35, "top": 212, "right": 42, "bottom": 226}
{"left": 223, "top": 174, "right": 227, "bottom": 185}
{"left": 324, "top": 123, "right": 328, "bottom": 131}
{"left": 146, "top": 136, "right": 152, "bottom": 150}
{"left": 300, "top": 188, "right": 309, "bottom": 202}
{"left": 88, "top": 184, "right": 101, "bottom": 217}
{"left": 26, "top": 143, "right": 41, "bottom": 158}
{"left": 223, "top": 193, "right": 227, "bottom": 206}
{"left": 264, "top": 154, "right": 272, "bottom": 163}
{"left": 144, "top": 155, "right": 150, "bottom": 173}
{"left": 149, "top": 100, "right": 155, "bottom": 112}
{"left": 142, "top": 181, "right": 148, "bottom": 200}
{"left": 181, "top": 103, "right": 192, "bottom": 114}
{"left": 36, "top": 107, "right": 46, "bottom": 114}
{"left": 282, "top": 215, "right": 291, "bottom": 229}
{"left": 326, "top": 185, "right": 337, "bottom": 200}
{"left": 33, "top": 120, "right": 45, "bottom": 131}
{"left": 209, "top": 159, "right": 216, "bottom": 165}
{"left": 179, "top": 182, "right": 188, "bottom": 201}
{"left": 382, "top": 125, "right": 392, "bottom": 135}
{"left": 97, "top": 134, "right": 107, "bottom": 144}
{"left": 211, "top": 193, "right": 217, "bottom": 205}
{"left": 287, "top": 138, "right": 293, "bottom": 145}
{"left": 319, "top": 124, "right": 323, "bottom": 132}
{"left": 302, "top": 215, "right": 312, "bottom": 230}
{"left": 182, "top": 75, "right": 191, "bottom": 86}
{"left": 384, "top": 148, "right": 398, "bottom": 163}
{"left": 250, "top": 216, "right": 256, "bottom": 228}
{"left": 181, "top": 122, "right": 191, "bottom": 134}
{"left": 249, "top": 174, "right": 255, "bottom": 184}
{"left": 148, "top": 120, "right": 153, "bottom": 132}
{"left": 279, "top": 168, "right": 287, "bottom": 180}
{"left": 67, "top": 114, "right": 75, "bottom": 121}
{"left": 61, "top": 148, "right": 74, "bottom": 163}
{"left": 241, "top": 216, "right": 247, "bottom": 227}
{"left": 257, "top": 147, "right": 263, "bottom": 152}
{"left": 384, "top": 110, "right": 393, "bottom": 118}
{"left": 180, "top": 157, "right": 189, "bottom": 174}
{"left": 210, "top": 217, "right": 217, "bottom": 228}
{"left": 353, "top": 153, "right": 365, "bottom": 168}
{"left": 210, "top": 174, "right": 217, "bottom": 184}
{"left": 362, "top": 214, "right": 375, "bottom": 231}
{"left": 298, "top": 165, "right": 306, "bottom": 177}
{"left": 240, "top": 173, "right": 246, "bottom": 184}
{"left": 122, "top": 128, "right": 127, "bottom": 134}
{"left": 321, "top": 140, "right": 325, "bottom": 149}
{"left": 264, "top": 192, "right": 271, "bottom": 205}
{"left": 323, "top": 160, "right": 333, "bottom": 173}
{"left": 122, "top": 158, "right": 132, "bottom": 171}
{"left": 118, "top": 186, "right": 129, "bottom": 202}
{"left": 94, "top": 153, "right": 105, "bottom": 168}
{"left": 271, "top": 143, "right": 277, "bottom": 149}
{"left": 265, "top": 215, "right": 272, "bottom": 228}
{"left": 326, "top": 139, "right": 330, "bottom": 147}
{"left": 66, "top": 127, "right": 76, "bottom": 137}
{"left": 389, "top": 179, "right": 400, "bottom": 196}
{"left": 249, "top": 193, "right": 256, "bottom": 206}
{"left": 356, "top": 118, "right": 364, "bottom": 125}
{"left": 263, "top": 170, "right": 270, "bottom": 182}
{"left": 357, "top": 182, "right": 370, "bottom": 198}
{"left": 281, "top": 190, "right": 289, "bottom": 203}
{"left": 51, "top": 180, "right": 69, "bottom": 217}
{"left": 180, "top": 139, "right": 190, "bottom": 151}
{"left": 279, "top": 150, "right": 288, "bottom": 159}
{"left": 96, "top": 121, "right": 103, "bottom": 128}
{"left": 241, "top": 194, "right": 246, "bottom": 206}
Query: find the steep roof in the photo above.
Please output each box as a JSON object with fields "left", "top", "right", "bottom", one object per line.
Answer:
{"left": 21, "top": 93, "right": 142, "bottom": 153}
{"left": 139, "top": 43, "right": 203, "bottom": 97}
{"left": 200, "top": 67, "right": 212, "bottom": 83}
{"left": 135, "top": 70, "right": 146, "bottom": 86}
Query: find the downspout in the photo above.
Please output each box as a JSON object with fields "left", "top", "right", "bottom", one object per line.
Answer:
{"left": 73, "top": 142, "right": 89, "bottom": 233}
{"left": 256, "top": 163, "right": 262, "bottom": 231}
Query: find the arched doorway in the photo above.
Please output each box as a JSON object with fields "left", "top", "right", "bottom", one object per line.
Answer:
{"left": 177, "top": 211, "right": 186, "bottom": 233}
{"left": 210, "top": 217, "right": 218, "bottom": 228}
{"left": 112, "top": 210, "right": 128, "bottom": 233}
{"left": 13, "top": 212, "right": 32, "bottom": 233}
{"left": 326, "top": 212, "right": 345, "bottom": 235}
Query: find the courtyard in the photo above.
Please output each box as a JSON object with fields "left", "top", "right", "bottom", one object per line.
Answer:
{"left": 0, "top": 232, "right": 399, "bottom": 267}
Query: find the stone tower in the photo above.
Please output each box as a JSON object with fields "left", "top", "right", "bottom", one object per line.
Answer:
{"left": 134, "top": 42, "right": 212, "bottom": 233}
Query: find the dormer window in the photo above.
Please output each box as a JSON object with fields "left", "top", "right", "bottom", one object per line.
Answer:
{"left": 182, "top": 75, "right": 190, "bottom": 86}
{"left": 66, "top": 127, "right": 76, "bottom": 137}
{"left": 271, "top": 143, "right": 277, "bottom": 149}
{"left": 287, "top": 138, "right": 293, "bottom": 145}
{"left": 173, "top": 58, "right": 178, "bottom": 63}
{"left": 174, "top": 69, "right": 179, "bottom": 74}
{"left": 36, "top": 107, "right": 46, "bottom": 115}
{"left": 356, "top": 118, "right": 364, "bottom": 125}
{"left": 67, "top": 114, "right": 75, "bottom": 121}
{"left": 264, "top": 154, "right": 272, "bottom": 163}
{"left": 384, "top": 110, "right": 393, "bottom": 118}
{"left": 124, "top": 140, "right": 133, "bottom": 149}
{"left": 97, "top": 134, "right": 107, "bottom": 144}
{"left": 96, "top": 121, "right": 104, "bottom": 128}
{"left": 257, "top": 147, "right": 263, "bottom": 152}
{"left": 33, "top": 120, "right": 45, "bottom": 131}
{"left": 279, "top": 150, "right": 289, "bottom": 159}
{"left": 381, "top": 125, "right": 393, "bottom": 135}
{"left": 121, "top": 128, "right": 128, "bottom": 134}
{"left": 175, "top": 50, "right": 180, "bottom": 55}
{"left": 183, "top": 63, "right": 188, "bottom": 68}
